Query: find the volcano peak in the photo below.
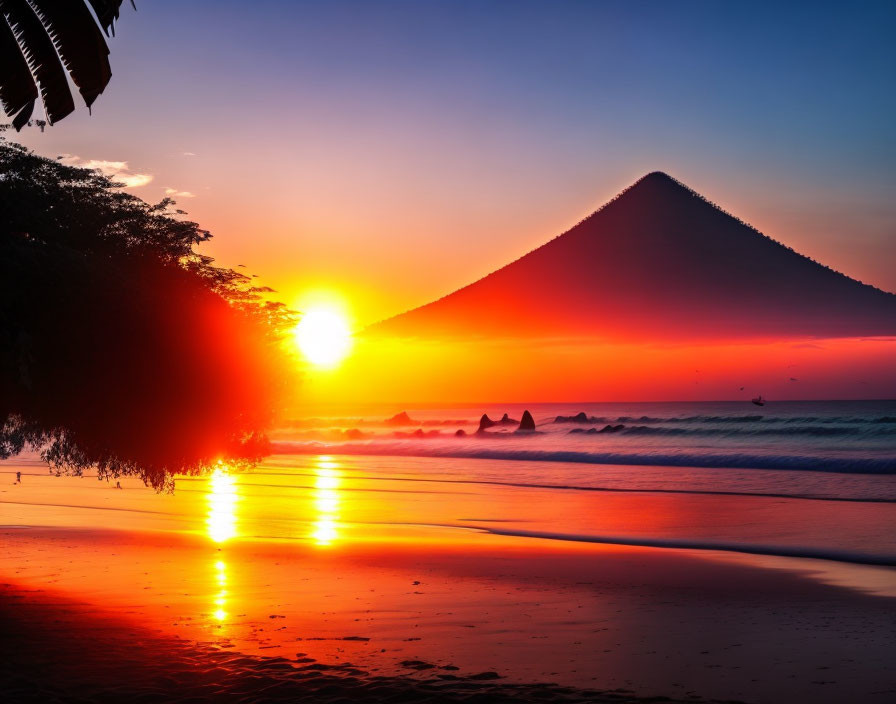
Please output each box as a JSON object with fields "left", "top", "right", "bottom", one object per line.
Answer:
{"left": 369, "top": 174, "right": 896, "bottom": 341}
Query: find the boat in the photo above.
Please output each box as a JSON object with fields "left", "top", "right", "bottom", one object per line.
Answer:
{"left": 751, "top": 395, "right": 765, "bottom": 406}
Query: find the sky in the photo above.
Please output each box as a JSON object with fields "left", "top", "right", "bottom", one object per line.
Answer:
{"left": 14, "top": 0, "right": 896, "bottom": 329}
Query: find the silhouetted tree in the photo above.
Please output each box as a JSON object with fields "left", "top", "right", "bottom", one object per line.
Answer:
{"left": 0, "top": 139, "right": 298, "bottom": 489}
{"left": 0, "top": 0, "right": 129, "bottom": 129}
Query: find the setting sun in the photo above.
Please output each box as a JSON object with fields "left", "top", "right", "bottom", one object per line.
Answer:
{"left": 294, "top": 309, "right": 352, "bottom": 367}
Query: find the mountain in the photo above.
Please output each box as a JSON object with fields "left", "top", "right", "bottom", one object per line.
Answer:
{"left": 367, "top": 172, "right": 896, "bottom": 341}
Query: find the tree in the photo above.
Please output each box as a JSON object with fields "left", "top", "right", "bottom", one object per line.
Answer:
{"left": 0, "top": 0, "right": 129, "bottom": 129}
{"left": 0, "top": 139, "right": 299, "bottom": 490}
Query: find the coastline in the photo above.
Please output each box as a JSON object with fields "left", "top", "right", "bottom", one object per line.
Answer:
{"left": 3, "top": 443, "right": 896, "bottom": 703}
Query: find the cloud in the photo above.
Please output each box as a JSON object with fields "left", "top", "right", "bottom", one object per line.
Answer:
{"left": 182, "top": 151, "right": 197, "bottom": 156}
{"left": 59, "top": 154, "right": 153, "bottom": 188}
{"left": 164, "top": 187, "right": 196, "bottom": 198}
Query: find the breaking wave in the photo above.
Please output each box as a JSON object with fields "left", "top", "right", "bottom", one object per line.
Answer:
{"left": 272, "top": 441, "right": 896, "bottom": 474}
{"left": 615, "top": 425, "right": 895, "bottom": 437}
{"left": 611, "top": 414, "right": 896, "bottom": 424}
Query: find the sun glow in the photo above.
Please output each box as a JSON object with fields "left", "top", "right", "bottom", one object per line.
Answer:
{"left": 207, "top": 466, "right": 237, "bottom": 543}
{"left": 294, "top": 308, "right": 352, "bottom": 367}
{"left": 311, "top": 456, "right": 341, "bottom": 546}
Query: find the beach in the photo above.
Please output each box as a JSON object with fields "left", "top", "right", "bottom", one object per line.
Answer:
{"left": 2, "top": 524, "right": 894, "bottom": 703}
{"left": 3, "top": 2, "right": 896, "bottom": 700}
{"left": 2, "top": 404, "right": 896, "bottom": 703}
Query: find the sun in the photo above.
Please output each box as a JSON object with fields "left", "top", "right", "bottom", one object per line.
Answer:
{"left": 294, "top": 309, "right": 352, "bottom": 367}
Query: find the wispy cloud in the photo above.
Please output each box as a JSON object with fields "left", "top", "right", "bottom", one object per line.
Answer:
{"left": 182, "top": 151, "right": 197, "bottom": 157}
{"left": 164, "top": 187, "right": 196, "bottom": 199}
{"left": 59, "top": 154, "right": 153, "bottom": 188}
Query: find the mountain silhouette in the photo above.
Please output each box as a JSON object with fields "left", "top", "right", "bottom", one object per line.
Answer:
{"left": 368, "top": 172, "right": 896, "bottom": 341}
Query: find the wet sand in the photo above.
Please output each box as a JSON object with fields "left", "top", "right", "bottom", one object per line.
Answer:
{"left": 2, "top": 526, "right": 896, "bottom": 703}
{"left": 2, "top": 454, "right": 896, "bottom": 702}
{"left": 4, "top": 582, "right": 705, "bottom": 704}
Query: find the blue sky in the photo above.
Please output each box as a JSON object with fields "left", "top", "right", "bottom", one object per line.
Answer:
{"left": 16, "top": 0, "right": 896, "bottom": 322}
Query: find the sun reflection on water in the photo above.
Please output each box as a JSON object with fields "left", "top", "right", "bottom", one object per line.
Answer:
{"left": 205, "top": 466, "right": 237, "bottom": 625}
{"left": 311, "top": 456, "right": 341, "bottom": 546}
{"left": 207, "top": 466, "right": 237, "bottom": 543}
{"left": 212, "top": 558, "right": 228, "bottom": 622}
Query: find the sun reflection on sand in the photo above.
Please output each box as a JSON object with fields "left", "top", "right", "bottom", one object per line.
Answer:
{"left": 205, "top": 466, "right": 237, "bottom": 624}
{"left": 212, "top": 559, "right": 228, "bottom": 622}
{"left": 207, "top": 466, "right": 237, "bottom": 543}
{"left": 311, "top": 456, "right": 341, "bottom": 546}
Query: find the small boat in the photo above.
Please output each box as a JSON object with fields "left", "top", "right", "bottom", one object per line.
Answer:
{"left": 751, "top": 395, "right": 765, "bottom": 407}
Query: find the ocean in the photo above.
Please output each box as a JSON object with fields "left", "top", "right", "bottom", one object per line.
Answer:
{"left": 3, "top": 400, "right": 896, "bottom": 701}
{"left": 264, "top": 400, "right": 896, "bottom": 569}
{"left": 4, "top": 400, "right": 896, "bottom": 574}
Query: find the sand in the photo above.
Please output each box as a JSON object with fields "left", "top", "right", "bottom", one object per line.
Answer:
{"left": 0, "top": 583, "right": 729, "bottom": 704}
{"left": 2, "top": 526, "right": 896, "bottom": 703}
{"left": 2, "top": 455, "right": 896, "bottom": 702}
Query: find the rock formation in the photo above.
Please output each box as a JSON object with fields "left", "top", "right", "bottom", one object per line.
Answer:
{"left": 517, "top": 410, "right": 536, "bottom": 433}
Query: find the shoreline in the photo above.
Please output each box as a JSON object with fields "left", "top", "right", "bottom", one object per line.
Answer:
{"left": 3, "top": 446, "right": 896, "bottom": 703}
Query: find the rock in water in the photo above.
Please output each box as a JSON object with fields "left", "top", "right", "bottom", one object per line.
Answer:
{"left": 477, "top": 414, "right": 496, "bottom": 433}
{"left": 386, "top": 411, "right": 414, "bottom": 426}
{"left": 517, "top": 410, "right": 536, "bottom": 432}
{"left": 554, "top": 412, "right": 593, "bottom": 423}
{"left": 455, "top": 429, "right": 467, "bottom": 437}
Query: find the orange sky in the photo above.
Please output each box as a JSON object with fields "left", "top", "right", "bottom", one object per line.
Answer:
{"left": 13, "top": 2, "right": 896, "bottom": 331}
{"left": 9, "top": 2, "right": 895, "bottom": 402}
{"left": 290, "top": 335, "right": 896, "bottom": 405}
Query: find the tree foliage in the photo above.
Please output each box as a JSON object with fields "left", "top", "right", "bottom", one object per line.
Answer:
{"left": 0, "top": 139, "right": 298, "bottom": 490}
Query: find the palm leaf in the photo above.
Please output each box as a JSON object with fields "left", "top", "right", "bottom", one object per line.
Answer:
{"left": 1, "top": 0, "right": 74, "bottom": 124}
{"left": 0, "top": 0, "right": 126, "bottom": 128}
{"left": 0, "top": 10, "right": 36, "bottom": 128}
{"left": 88, "top": 0, "right": 129, "bottom": 36}
{"left": 29, "top": 0, "right": 112, "bottom": 108}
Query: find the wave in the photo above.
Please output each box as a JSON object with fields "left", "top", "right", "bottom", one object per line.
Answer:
{"left": 279, "top": 413, "right": 896, "bottom": 433}
{"left": 460, "top": 525, "right": 896, "bottom": 567}
{"left": 254, "top": 468, "right": 896, "bottom": 503}
{"left": 614, "top": 415, "right": 896, "bottom": 424}
{"left": 272, "top": 441, "right": 896, "bottom": 474}
{"left": 616, "top": 425, "right": 895, "bottom": 437}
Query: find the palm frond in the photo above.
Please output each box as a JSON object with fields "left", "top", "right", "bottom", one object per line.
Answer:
{"left": 0, "top": 10, "right": 36, "bottom": 128}
{"left": 29, "top": 0, "right": 112, "bottom": 109}
{"left": 2, "top": 0, "right": 74, "bottom": 123}
{"left": 0, "top": 0, "right": 126, "bottom": 128}
{"left": 87, "top": 0, "right": 129, "bottom": 36}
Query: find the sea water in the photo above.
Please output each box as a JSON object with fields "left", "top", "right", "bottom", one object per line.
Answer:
{"left": 266, "top": 400, "right": 896, "bottom": 568}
